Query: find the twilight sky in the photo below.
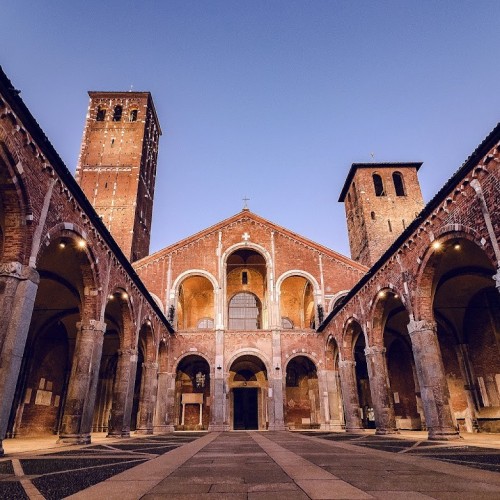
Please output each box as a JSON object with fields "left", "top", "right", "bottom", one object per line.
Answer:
{"left": 2, "top": 1, "right": 499, "bottom": 258}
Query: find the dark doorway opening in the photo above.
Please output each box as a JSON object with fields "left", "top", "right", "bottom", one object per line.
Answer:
{"left": 233, "top": 388, "right": 258, "bottom": 430}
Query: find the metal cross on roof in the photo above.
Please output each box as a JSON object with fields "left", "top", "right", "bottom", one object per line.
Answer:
{"left": 242, "top": 196, "right": 250, "bottom": 210}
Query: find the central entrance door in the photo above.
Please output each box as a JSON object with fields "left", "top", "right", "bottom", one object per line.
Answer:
{"left": 233, "top": 388, "right": 258, "bottom": 430}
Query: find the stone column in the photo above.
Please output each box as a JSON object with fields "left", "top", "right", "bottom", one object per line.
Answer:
{"left": 59, "top": 320, "right": 106, "bottom": 444}
{"left": 0, "top": 262, "right": 39, "bottom": 456}
{"left": 338, "top": 359, "right": 364, "bottom": 433}
{"left": 107, "top": 348, "right": 138, "bottom": 438}
{"left": 135, "top": 361, "right": 158, "bottom": 434}
{"left": 455, "top": 344, "right": 480, "bottom": 433}
{"left": 407, "top": 320, "right": 459, "bottom": 440}
{"left": 269, "top": 329, "right": 285, "bottom": 430}
{"left": 324, "top": 369, "right": 344, "bottom": 430}
{"left": 210, "top": 328, "right": 226, "bottom": 430}
{"left": 365, "top": 345, "right": 398, "bottom": 435}
{"left": 154, "top": 370, "right": 175, "bottom": 433}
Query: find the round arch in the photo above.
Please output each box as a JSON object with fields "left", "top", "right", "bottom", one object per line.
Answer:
{"left": 225, "top": 348, "right": 272, "bottom": 375}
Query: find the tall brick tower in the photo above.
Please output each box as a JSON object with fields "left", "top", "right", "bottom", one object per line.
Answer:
{"left": 339, "top": 163, "right": 424, "bottom": 267}
{"left": 76, "top": 91, "right": 161, "bottom": 262}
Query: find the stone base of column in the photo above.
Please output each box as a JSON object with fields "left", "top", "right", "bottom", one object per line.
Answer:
{"left": 428, "top": 429, "right": 460, "bottom": 441}
{"left": 320, "top": 423, "right": 344, "bottom": 431}
{"left": 134, "top": 428, "right": 153, "bottom": 435}
{"left": 58, "top": 433, "right": 91, "bottom": 445}
{"left": 0, "top": 440, "right": 4, "bottom": 457}
{"left": 345, "top": 426, "right": 365, "bottom": 434}
{"left": 375, "top": 428, "right": 399, "bottom": 435}
{"left": 153, "top": 425, "right": 174, "bottom": 434}
{"left": 208, "top": 423, "right": 225, "bottom": 431}
{"left": 106, "top": 430, "right": 130, "bottom": 438}
{"left": 268, "top": 423, "right": 286, "bottom": 431}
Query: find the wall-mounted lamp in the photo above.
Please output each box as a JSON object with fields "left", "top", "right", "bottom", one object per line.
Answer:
{"left": 275, "top": 366, "right": 280, "bottom": 371}
{"left": 217, "top": 365, "right": 222, "bottom": 370}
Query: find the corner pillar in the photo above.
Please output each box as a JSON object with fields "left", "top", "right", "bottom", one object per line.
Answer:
{"left": 269, "top": 329, "right": 285, "bottom": 430}
{"left": 407, "top": 320, "right": 459, "bottom": 440}
{"left": 0, "top": 262, "right": 39, "bottom": 456}
{"left": 59, "top": 320, "right": 106, "bottom": 444}
{"left": 135, "top": 361, "right": 158, "bottom": 434}
{"left": 107, "top": 348, "right": 138, "bottom": 438}
{"left": 338, "top": 359, "right": 364, "bottom": 433}
{"left": 365, "top": 345, "right": 398, "bottom": 435}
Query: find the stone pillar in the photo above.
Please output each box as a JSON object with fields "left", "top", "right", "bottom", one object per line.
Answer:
{"left": 135, "top": 361, "right": 158, "bottom": 434}
{"left": 0, "top": 262, "right": 39, "bottom": 456}
{"left": 210, "top": 329, "right": 226, "bottom": 430}
{"left": 365, "top": 345, "right": 398, "bottom": 435}
{"left": 154, "top": 371, "right": 175, "bottom": 433}
{"left": 455, "top": 344, "right": 480, "bottom": 433}
{"left": 407, "top": 320, "right": 459, "bottom": 440}
{"left": 338, "top": 359, "right": 364, "bottom": 433}
{"left": 107, "top": 348, "right": 138, "bottom": 438}
{"left": 269, "top": 329, "right": 285, "bottom": 430}
{"left": 59, "top": 320, "right": 106, "bottom": 444}
{"left": 324, "top": 369, "right": 344, "bottom": 430}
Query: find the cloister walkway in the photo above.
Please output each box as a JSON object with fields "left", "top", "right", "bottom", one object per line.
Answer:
{"left": 1, "top": 431, "right": 500, "bottom": 499}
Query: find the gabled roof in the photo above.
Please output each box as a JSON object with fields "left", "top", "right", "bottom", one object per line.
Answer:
{"left": 136, "top": 209, "right": 368, "bottom": 272}
{"left": 338, "top": 162, "right": 423, "bottom": 202}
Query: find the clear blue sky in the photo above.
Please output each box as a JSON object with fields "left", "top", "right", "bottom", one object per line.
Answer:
{"left": 2, "top": 1, "right": 499, "bottom": 258}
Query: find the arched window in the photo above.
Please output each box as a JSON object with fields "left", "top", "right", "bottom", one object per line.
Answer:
{"left": 372, "top": 173, "right": 385, "bottom": 196}
{"left": 228, "top": 292, "right": 261, "bottom": 330}
{"left": 113, "top": 105, "right": 123, "bottom": 121}
{"left": 393, "top": 172, "right": 406, "bottom": 196}
{"left": 281, "top": 317, "right": 294, "bottom": 329}
{"left": 129, "top": 109, "right": 138, "bottom": 122}
{"left": 96, "top": 106, "right": 106, "bottom": 121}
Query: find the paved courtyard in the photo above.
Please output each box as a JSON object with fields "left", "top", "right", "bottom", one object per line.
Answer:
{"left": 1, "top": 431, "right": 500, "bottom": 499}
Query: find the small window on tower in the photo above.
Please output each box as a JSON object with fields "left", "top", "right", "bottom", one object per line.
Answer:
{"left": 129, "top": 109, "right": 138, "bottom": 122}
{"left": 96, "top": 106, "right": 106, "bottom": 121}
{"left": 373, "top": 173, "right": 385, "bottom": 196}
{"left": 242, "top": 271, "right": 248, "bottom": 285}
{"left": 393, "top": 172, "right": 406, "bottom": 196}
{"left": 371, "top": 211, "right": 376, "bottom": 220}
{"left": 113, "top": 105, "right": 123, "bottom": 121}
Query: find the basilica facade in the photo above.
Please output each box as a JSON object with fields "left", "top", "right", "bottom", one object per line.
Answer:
{"left": 0, "top": 66, "right": 499, "bottom": 456}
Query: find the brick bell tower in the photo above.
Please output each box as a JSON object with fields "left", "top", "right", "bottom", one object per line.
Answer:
{"left": 76, "top": 91, "right": 161, "bottom": 262}
{"left": 339, "top": 163, "right": 425, "bottom": 267}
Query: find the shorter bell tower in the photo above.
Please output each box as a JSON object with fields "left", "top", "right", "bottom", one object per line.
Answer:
{"left": 339, "top": 162, "right": 424, "bottom": 267}
{"left": 76, "top": 91, "right": 161, "bottom": 262}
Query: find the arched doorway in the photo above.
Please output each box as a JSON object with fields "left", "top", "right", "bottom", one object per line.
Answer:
{"left": 354, "top": 333, "right": 374, "bottom": 428}
{"left": 285, "top": 356, "right": 320, "bottom": 429}
{"left": 229, "top": 355, "right": 268, "bottom": 430}
{"left": 374, "top": 291, "right": 422, "bottom": 430}
{"left": 8, "top": 235, "right": 90, "bottom": 437}
{"left": 427, "top": 237, "right": 500, "bottom": 432}
{"left": 174, "top": 355, "right": 210, "bottom": 430}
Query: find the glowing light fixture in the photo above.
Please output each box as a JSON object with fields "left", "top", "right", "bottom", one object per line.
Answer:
{"left": 378, "top": 291, "right": 386, "bottom": 298}
{"left": 432, "top": 241, "right": 442, "bottom": 250}
{"left": 77, "top": 239, "right": 87, "bottom": 249}
{"left": 454, "top": 243, "right": 461, "bottom": 251}
{"left": 108, "top": 294, "right": 114, "bottom": 300}
{"left": 59, "top": 241, "right": 66, "bottom": 249}
{"left": 122, "top": 292, "right": 129, "bottom": 300}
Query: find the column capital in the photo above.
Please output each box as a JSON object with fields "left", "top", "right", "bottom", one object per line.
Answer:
{"left": 77, "top": 320, "right": 106, "bottom": 333}
{"left": 339, "top": 359, "right": 356, "bottom": 369}
{"left": 143, "top": 361, "right": 159, "bottom": 370}
{"left": 407, "top": 319, "right": 436, "bottom": 336}
{"left": 118, "top": 348, "right": 138, "bottom": 357}
{"left": 493, "top": 267, "right": 500, "bottom": 292}
{"left": 364, "top": 345, "right": 386, "bottom": 357}
{"left": 0, "top": 261, "right": 39, "bottom": 283}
